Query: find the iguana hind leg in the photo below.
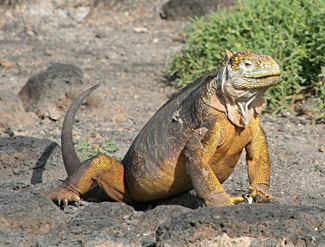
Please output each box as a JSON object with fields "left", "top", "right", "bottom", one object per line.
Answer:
{"left": 48, "top": 154, "right": 134, "bottom": 205}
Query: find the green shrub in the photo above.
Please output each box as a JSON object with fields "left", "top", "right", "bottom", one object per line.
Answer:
{"left": 75, "top": 138, "right": 121, "bottom": 162}
{"left": 166, "top": 0, "right": 325, "bottom": 116}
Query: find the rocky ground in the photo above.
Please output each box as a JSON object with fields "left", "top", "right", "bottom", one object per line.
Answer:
{"left": 0, "top": 1, "right": 324, "bottom": 246}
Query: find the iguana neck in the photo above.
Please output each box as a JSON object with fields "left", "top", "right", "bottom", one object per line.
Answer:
{"left": 202, "top": 66, "right": 266, "bottom": 128}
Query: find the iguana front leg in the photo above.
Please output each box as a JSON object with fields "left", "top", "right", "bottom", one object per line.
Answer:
{"left": 246, "top": 123, "right": 273, "bottom": 203}
{"left": 184, "top": 127, "right": 234, "bottom": 207}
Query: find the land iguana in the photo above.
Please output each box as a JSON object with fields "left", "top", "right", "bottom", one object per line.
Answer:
{"left": 48, "top": 50, "right": 281, "bottom": 207}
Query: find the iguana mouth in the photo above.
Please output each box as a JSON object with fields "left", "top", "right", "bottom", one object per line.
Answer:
{"left": 246, "top": 73, "right": 281, "bottom": 80}
{"left": 243, "top": 73, "right": 281, "bottom": 88}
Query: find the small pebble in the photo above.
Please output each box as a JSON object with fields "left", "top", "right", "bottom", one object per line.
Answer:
{"left": 134, "top": 27, "right": 148, "bottom": 33}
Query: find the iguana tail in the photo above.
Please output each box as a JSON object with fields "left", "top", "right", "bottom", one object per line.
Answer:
{"left": 61, "top": 83, "right": 100, "bottom": 176}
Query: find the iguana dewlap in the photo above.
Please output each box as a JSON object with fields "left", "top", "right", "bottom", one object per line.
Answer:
{"left": 48, "top": 50, "right": 281, "bottom": 207}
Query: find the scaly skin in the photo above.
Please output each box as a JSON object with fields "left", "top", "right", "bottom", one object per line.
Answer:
{"left": 48, "top": 50, "right": 281, "bottom": 207}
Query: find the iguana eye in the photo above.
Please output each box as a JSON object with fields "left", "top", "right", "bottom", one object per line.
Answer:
{"left": 239, "top": 60, "right": 256, "bottom": 70}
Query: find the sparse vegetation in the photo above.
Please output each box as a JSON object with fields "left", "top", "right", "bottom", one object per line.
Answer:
{"left": 166, "top": 0, "right": 325, "bottom": 118}
{"left": 75, "top": 138, "right": 121, "bottom": 162}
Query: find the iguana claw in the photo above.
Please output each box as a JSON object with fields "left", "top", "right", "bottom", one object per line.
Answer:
{"left": 62, "top": 198, "right": 68, "bottom": 207}
{"left": 48, "top": 183, "right": 81, "bottom": 206}
{"left": 55, "top": 196, "right": 61, "bottom": 206}
{"left": 74, "top": 199, "right": 81, "bottom": 207}
{"left": 243, "top": 194, "right": 254, "bottom": 204}
{"left": 249, "top": 183, "right": 273, "bottom": 203}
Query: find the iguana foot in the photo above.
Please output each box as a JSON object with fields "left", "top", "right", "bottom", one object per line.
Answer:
{"left": 204, "top": 191, "right": 233, "bottom": 207}
{"left": 47, "top": 183, "right": 81, "bottom": 207}
{"left": 249, "top": 183, "right": 273, "bottom": 203}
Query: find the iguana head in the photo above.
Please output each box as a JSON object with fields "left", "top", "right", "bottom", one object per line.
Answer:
{"left": 227, "top": 50, "right": 281, "bottom": 89}
{"left": 211, "top": 50, "right": 281, "bottom": 127}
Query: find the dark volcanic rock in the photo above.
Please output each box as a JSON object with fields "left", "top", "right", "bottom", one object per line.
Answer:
{"left": 35, "top": 202, "right": 142, "bottom": 247}
{"left": 136, "top": 205, "right": 192, "bottom": 245}
{"left": 0, "top": 136, "right": 65, "bottom": 185}
{"left": 33, "top": 202, "right": 325, "bottom": 246}
{"left": 35, "top": 202, "right": 192, "bottom": 246}
{"left": 156, "top": 204, "right": 325, "bottom": 246}
{"left": 0, "top": 191, "right": 65, "bottom": 247}
{"left": 18, "top": 63, "right": 85, "bottom": 120}
{"left": 160, "top": 0, "right": 236, "bottom": 20}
